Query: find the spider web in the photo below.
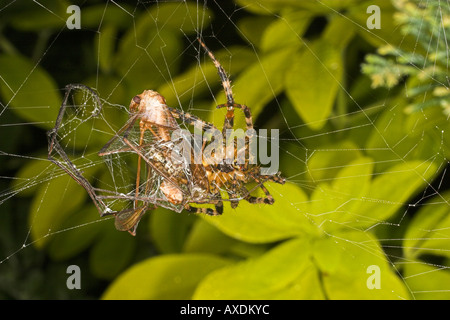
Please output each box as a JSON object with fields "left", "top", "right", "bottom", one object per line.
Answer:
{"left": 0, "top": 0, "right": 449, "bottom": 300}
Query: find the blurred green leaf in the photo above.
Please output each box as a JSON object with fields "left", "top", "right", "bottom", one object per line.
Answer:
{"left": 149, "top": 208, "right": 197, "bottom": 254}
{"left": 193, "top": 238, "right": 312, "bottom": 299}
{"left": 285, "top": 39, "right": 343, "bottom": 130}
{"left": 80, "top": 4, "right": 134, "bottom": 29}
{"left": 89, "top": 224, "right": 136, "bottom": 280}
{"left": 314, "top": 230, "right": 410, "bottom": 299}
{"left": 403, "top": 191, "right": 450, "bottom": 260}
{"left": 366, "top": 101, "right": 446, "bottom": 170}
{"left": 183, "top": 218, "right": 269, "bottom": 259}
{"left": 0, "top": 54, "right": 61, "bottom": 130}
{"left": 147, "top": 2, "right": 213, "bottom": 34}
{"left": 356, "top": 160, "right": 440, "bottom": 228}
{"left": 29, "top": 174, "right": 88, "bottom": 248}
{"left": 11, "top": 158, "right": 54, "bottom": 196}
{"left": 7, "top": 0, "right": 69, "bottom": 31}
{"left": 47, "top": 206, "right": 101, "bottom": 261}
{"left": 114, "top": 27, "right": 181, "bottom": 97}
{"left": 306, "top": 140, "right": 364, "bottom": 183}
{"left": 260, "top": 11, "right": 311, "bottom": 52}
{"left": 95, "top": 25, "right": 118, "bottom": 75}
{"left": 235, "top": 0, "right": 365, "bottom": 14}
{"left": 237, "top": 16, "right": 275, "bottom": 47}
{"left": 310, "top": 156, "right": 374, "bottom": 230}
{"left": 310, "top": 156, "right": 439, "bottom": 232}
{"left": 182, "top": 218, "right": 238, "bottom": 255}
{"left": 403, "top": 261, "right": 450, "bottom": 300}
{"left": 102, "top": 254, "right": 231, "bottom": 299}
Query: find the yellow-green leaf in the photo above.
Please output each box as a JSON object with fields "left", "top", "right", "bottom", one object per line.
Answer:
{"left": 102, "top": 254, "right": 230, "bottom": 299}
{"left": 0, "top": 54, "right": 61, "bottom": 130}
{"left": 29, "top": 174, "right": 87, "bottom": 248}
{"left": 285, "top": 40, "right": 343, "bottom": 130}
{"left": 314, "top": 230, "right": 410, "bottom": 299}
{"left": 193, "top": 238, "right": 312, "bottom": 299}
{"left": 403, "top": 191, "right": 450, "bottom": 260}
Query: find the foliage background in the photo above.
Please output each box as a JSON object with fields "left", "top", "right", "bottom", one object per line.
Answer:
{"left": 0, "top": 0, "right": 450, "bottom": 299}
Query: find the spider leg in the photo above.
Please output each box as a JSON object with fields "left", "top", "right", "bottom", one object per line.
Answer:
{"left": 217, "top": 103, "right": 253, "bottom": 131}
{"left": 228, "top": 191, "right": 239, "bottom": 208}
{"left": 226, "top": 172, "right": 240, "bottom": 208}
{"left": 198, "top": 38, "right": 234, "bottom": 106}
{"left": 184, "top": 199, "right": 223, "bottom": 216}
{"left": 197, "top": 38, "right": 237, "bottom": 133}
{"left": 241, "top": 184, "right": 274, "bottom": 205}
{"left": 241, "top": 171, "right": 276, "bottom": 205}
{"left": 260, "top": 172, "right": 286, "bottom": 185}
{"left": 185, "top": 185, "right": 224, "bottom": 215}
{"left": 167, "top": 107, "right": 218, "bottom": 132}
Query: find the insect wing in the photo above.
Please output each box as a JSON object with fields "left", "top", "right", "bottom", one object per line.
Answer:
{"left": 114, "top": 207, "right": 146, "bottom": 235}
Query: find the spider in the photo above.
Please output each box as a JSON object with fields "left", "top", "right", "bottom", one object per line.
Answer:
{"left": 97, "top": 39, "right": 284, "bottom": 234}
{"left": 48, "top": 39, "right": 285, "bottom": 235}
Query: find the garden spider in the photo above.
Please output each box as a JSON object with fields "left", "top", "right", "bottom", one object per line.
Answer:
{"left": 48, "top": 39, "right": 285, "bottom": 235}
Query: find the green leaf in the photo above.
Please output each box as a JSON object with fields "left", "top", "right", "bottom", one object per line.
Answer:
{"left": 149, "top": 208, "right": 197, "bottom": 254}
{"left": 310, "top": 156, "right": 439, "bottom": 232}
{"left": 80, "top": 4, "right": 134, "bottom": 29}
{"left": 29, "top": 174, "right": 88, "bottom": 248}
{"left": 310, "top": 156, "right": 374, "bottom": 231}
{"left": 147, "top": 2, "right": 213, "bottom": 34}
{"left": 403, "top": 191, "right": 450, "bottom": 260}
{"left": 89, "top": 225, "right": 136, "bottom": 280}
{"left": 260, "top": 11, "right": 311, "bottom": 52}
{"left": 403, "top": 261, "right": 450, "bottom": 300}
{"left": 237, "top": 16, "right": 275, "bottom": 47}
{"left": 102, "top": 254, "right": 230, "bottom": 299}
{"left": 183, "top": 218, "right": 239, "bottom": 255}
{"left": 202, "top": 182, "right": 316, "bottom": 243}
{"left": 235, "top": 0, "right": 364, "bottom": 14}
{"left": 47, "top": 206, "right": 101, "bottom": 261}
{"left": 114, "top": 27, "right": 181, "bottom": 97}
{"left": 306, "top": 140, "right": 364, "bottom": 183}
{"left": 95, "top": 25, "right": 118, "bottom": 74}
{"left": 11, "top": 157, "right": 55, "bottom": 196}
{"left": 285, "top": 39, "right": 343, "bottom": 130}
{"left": 356, "top": 160, "right": 439, "bottom": 227}
{"left": 193, "top": 238, "right": 313, "bottom": 299}
{"left": 314, "top": 230, "right": 410, "bottom": 299}
{"left": 0, "top": 54, "right": 61, "bottom": 130}
{"left": 321, "top": 16, "right": 355, "bottom": 50}
{"left": 8, "top": 0, "right": 69, "bottom": 31}
{"left": 366, "top": 101, "right": 444, "bottom": 168}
